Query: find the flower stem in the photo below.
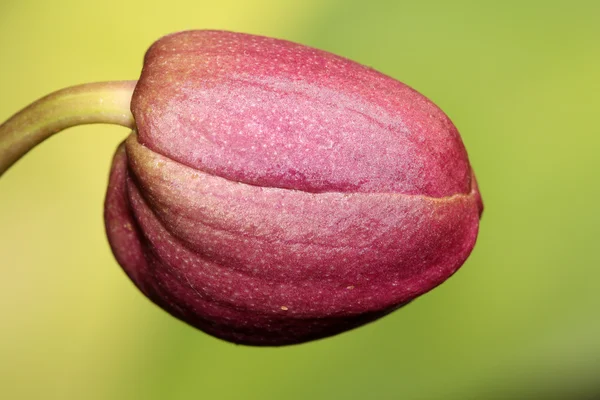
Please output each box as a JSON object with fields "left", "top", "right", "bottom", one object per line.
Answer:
{"left": 0, "top": 81, "right": 137, "bottom": 176}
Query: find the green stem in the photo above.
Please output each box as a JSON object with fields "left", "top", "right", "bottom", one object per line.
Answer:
{"left": 0, "top": 81, "right": 137, "bottom": 176}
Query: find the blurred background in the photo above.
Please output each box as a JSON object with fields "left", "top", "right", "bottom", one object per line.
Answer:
{"left": 1, "top": 0, "right": 599, "bottom": 399}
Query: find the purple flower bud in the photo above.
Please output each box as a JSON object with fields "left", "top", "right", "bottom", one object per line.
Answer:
{"left": 104, "top": 30, "right": 483, "bottom": 346}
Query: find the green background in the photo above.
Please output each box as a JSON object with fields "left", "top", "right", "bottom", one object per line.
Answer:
{"left": 1, "top": 0, "right": 599, "bottom": 399}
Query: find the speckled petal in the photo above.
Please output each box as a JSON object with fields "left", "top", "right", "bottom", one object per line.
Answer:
{"left": 132, "top": 30, "right": 471, "bottom": 197}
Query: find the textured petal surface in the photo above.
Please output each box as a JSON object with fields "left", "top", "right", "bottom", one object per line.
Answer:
{"left": 132, "top": 30, "right": 472, "bottom": 197}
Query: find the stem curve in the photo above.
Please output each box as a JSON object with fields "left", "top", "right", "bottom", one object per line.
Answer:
{"left": 0, "top": 80, "right": 137, "bottom": 176}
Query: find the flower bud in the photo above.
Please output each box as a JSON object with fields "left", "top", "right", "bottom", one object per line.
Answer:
{"left": 104, "top": 30, "right": 483, "bottom": 346}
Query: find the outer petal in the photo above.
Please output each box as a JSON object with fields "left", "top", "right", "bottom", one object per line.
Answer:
{"left": 132, "top": 30, "right": 472, "bottom": 197}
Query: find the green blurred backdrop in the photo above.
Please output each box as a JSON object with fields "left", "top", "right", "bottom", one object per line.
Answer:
{"left": 1, "top": 0, "right": 599, "bottom": 399}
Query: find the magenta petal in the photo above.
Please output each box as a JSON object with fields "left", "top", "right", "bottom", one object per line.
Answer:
{"left": 132, "top": 30, "right": 472, "bottom": 197}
